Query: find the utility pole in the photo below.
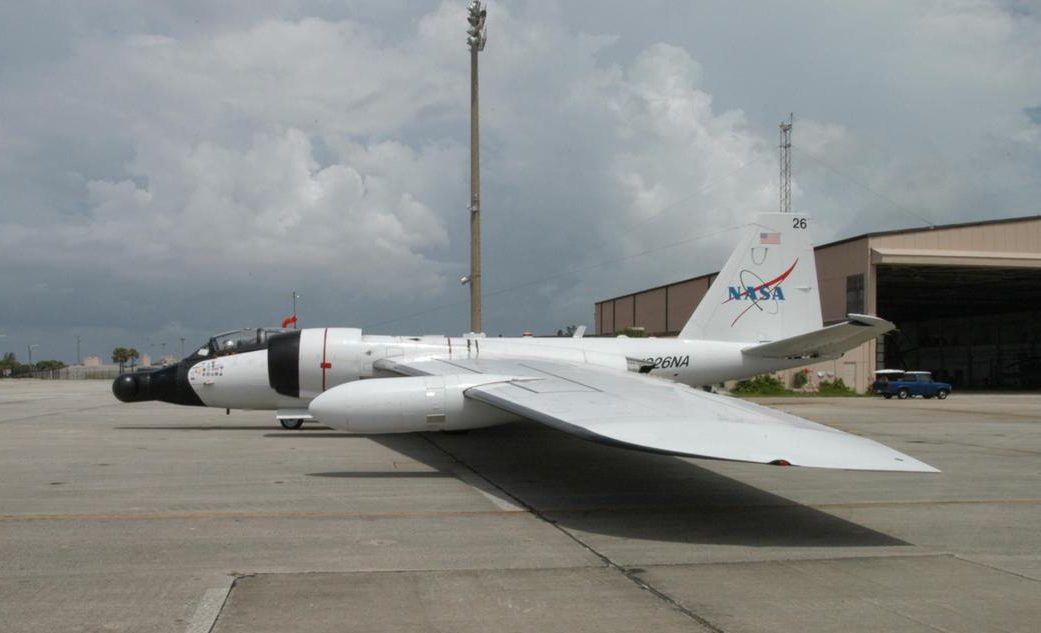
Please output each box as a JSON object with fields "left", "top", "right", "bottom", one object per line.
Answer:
{"left": 76, "top": 335, "right": 81, "bottom": 365}
{"left": 27, "top": 343, "right": 38, "bottom": 365}
{"left": 466, "top": 0, "right": 487, "bottom": 333}
{"left": 779, "top": 113, "right": 793, "bottom": 213}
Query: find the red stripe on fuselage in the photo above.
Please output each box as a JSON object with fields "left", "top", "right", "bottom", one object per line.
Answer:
{"left": 321, "top": 328, "right": 329, "bottom": 391}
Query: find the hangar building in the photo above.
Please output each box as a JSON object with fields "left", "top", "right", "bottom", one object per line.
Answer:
{"left": 595, "top": 215, "right": 1041, "bottom": 392}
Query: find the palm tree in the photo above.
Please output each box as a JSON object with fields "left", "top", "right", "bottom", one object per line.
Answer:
{"left": 128, "top": 348, "right": 140, "bottom": 370}
{"left": 111, "top": 347, "right": 129, "bottom": 372}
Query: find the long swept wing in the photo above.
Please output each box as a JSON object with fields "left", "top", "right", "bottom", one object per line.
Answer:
{"left": 375, "top": 357, "right": 937, "bottom": 472}
{"left": 742, "top": 314, "right": 894, "bottom": 360}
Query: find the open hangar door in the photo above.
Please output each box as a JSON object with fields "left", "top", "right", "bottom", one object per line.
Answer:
{"left": 876, "top": 265, "right": 1041, "bottom": 389}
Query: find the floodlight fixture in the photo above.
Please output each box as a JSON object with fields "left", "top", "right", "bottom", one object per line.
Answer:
{"left": 467, "top": 1, "right": 487, "bottom": 52}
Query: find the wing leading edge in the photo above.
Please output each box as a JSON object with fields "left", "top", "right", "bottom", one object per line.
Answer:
{"left": 376, "top": 357, "right": 937, "bottom": 472}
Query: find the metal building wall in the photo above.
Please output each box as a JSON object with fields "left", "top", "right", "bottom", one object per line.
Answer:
{"left": 594, "top": 216, "right": 1041, "bottom": 392}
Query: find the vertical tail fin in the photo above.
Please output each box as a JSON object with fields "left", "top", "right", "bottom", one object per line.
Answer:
{"left": 678, "top": 213, "right": 822, "bottom": 343}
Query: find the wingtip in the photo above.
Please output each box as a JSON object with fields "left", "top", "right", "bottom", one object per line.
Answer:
{"left": 889, "top": 453, "right": 941, "bottom": 473}
{"left": 778, "top": 449, "right": 941, "bottom": 473}
{"left": 863, "top": 458, "right": 941, "bottom": 473}
{"left": 911, "top": 462, "right": 942, "bottom": 474}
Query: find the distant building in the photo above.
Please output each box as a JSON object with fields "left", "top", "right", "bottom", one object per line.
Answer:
{"left": 82, "top": 356, "right": 102, "bottom": 367}
{"left": 595, "top": 215, "right": 1041, "bottom": 392}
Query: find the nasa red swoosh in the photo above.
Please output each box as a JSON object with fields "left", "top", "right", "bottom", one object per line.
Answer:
{"left": 726, "top": 259, "right": 798, "bottom": 327}
{"left": 722, "top": 259, "right": 799, "bottom": 304}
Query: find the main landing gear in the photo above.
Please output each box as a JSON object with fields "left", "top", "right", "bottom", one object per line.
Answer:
{"left": 280, "top": 418, "right": 305, "bottom": 430}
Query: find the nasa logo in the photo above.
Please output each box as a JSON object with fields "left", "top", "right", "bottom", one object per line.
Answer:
{"left": 721, "top": 259, "right": 799, "bottom": 327}
{"left": 727, "top": 286, "right": 786, "bottom": 301}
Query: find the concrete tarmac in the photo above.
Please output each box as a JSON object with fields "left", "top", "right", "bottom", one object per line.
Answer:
{"left": 1, "top": 380, "right": 1039, "bottom": 632}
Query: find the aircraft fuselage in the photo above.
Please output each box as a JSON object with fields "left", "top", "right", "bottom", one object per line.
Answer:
{"left": 114, "top": 327, "right": 810, "bottom": 412}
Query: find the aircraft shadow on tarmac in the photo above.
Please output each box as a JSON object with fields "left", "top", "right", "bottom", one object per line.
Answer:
{"left": 277, "top": 422, "right": 909, "bottom": 549}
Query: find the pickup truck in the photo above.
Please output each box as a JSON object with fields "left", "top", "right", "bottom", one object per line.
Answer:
{"left": 872, "top": 370, "right": 952, "bottom": 400}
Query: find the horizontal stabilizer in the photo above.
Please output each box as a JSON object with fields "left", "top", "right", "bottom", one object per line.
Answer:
{"left": 741, "top": 314, "right": 895, "bottom": 360}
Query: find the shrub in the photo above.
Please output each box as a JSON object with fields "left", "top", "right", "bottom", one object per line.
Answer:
{"left": 615, "top": 326, "right": 646, "bottom": 338}
{"left": 732, "top": 374, "right": 788, "bottom": 395}
{"left": 818, "top": 378, "right": 856, "bottom": 396}
{"left": 791, "top": 371, "right": 808, "bottom": 389}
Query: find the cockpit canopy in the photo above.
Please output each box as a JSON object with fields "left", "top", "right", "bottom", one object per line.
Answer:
{"left": 190, "top": 327, "right": 295, "bottom": 359}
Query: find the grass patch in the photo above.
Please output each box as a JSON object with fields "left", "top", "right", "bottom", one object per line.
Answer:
{"left": 729, "top": 374, "right": 866, "bottom": 397}
{"left": 731, "top": 374, "right": 789, "bottom": 396}
{"left": 817, "top": 378, "right": 858, "bottom": 396}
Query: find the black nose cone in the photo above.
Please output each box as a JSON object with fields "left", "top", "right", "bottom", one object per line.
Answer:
{"left": 111, "top": 363, "right": 205, "bottom": 407}
{"left": 113, "top": 372, "right": 149, "bottom": 402}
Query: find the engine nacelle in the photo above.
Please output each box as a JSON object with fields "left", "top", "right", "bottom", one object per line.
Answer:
{"left": 268, "top": 328, "right": 365, "bottom": 399}
{"left": 308, "top": 374, "right": 521, "bottom": 433}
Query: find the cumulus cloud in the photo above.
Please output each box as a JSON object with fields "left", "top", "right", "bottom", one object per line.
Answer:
{"left": 69, "top": 130, "right": 452, "bottom": 289}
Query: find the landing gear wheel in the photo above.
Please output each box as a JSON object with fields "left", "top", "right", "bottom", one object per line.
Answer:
{"left": 897, "top": 389, "right": 910, "bottom": 400}
{"left": 280, "top": 418, "right": 304, "bottom": 430}
{"left": 937, "top": 390, "right": 949, "bottom": 400}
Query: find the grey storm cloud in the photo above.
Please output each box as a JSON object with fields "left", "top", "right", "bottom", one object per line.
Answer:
{"left": 1, "top": 1, "right": 1039, "bottom": 363}
{"left": 1026, "top": 105, "right": 1041, "bottom": 125}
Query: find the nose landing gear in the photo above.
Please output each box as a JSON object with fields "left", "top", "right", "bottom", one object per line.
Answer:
{"left": 280, "top": 418, "right": 305, "bottom": 430}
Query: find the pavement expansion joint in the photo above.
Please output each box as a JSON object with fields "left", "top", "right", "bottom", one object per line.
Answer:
{"left": 420, "top": 433, "right": 726, "bottom": 633}
{"left": 0, "top": 508, "right": 528, "bottom": 522}
{"left": 183, "top": 577, "right": 235, "bottom": 633}
{"left": 953, "top": 554, "right": 1041, "bottom": 583}
{"left": 634, "top": 549, "right": 951, "bottom": 569}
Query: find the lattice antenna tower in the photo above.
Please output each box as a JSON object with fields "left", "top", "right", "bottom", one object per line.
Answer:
{"left": 779, "top": 113, "right": 793, "bottom": 213}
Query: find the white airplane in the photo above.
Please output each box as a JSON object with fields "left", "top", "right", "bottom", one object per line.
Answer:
{"left": 113, "top": 213, "right": 937, "bottom": 472}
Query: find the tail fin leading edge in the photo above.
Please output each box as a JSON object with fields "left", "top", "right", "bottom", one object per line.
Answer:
{"left": 679, "top": 213, "right": 822, "bottom": 343}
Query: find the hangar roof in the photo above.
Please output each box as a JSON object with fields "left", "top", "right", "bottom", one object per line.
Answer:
{"left": 597, "top": 214, "right": 1041, "bottom": 304}
{"left": 823, "top": 213, "right": 1041, "bottom": 249}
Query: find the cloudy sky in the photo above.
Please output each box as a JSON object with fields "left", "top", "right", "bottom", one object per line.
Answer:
{"left": 1, "top": 1, "right": 1039, "bottom": 364}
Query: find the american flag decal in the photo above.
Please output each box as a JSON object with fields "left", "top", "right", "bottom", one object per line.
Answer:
{"left": 760, "top": 232, "right": 781, "bottom": 245}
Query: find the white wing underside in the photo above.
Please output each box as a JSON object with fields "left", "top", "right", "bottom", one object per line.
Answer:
{"left": 375, "top": 357, "right": 937, "bottom": 473}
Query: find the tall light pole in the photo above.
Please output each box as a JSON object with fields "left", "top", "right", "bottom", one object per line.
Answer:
{"left": 466, "top": 0, "right": 487, "bottom": 334}
{"left": 76, "top": 335, "right": 81, "bottom": 365}
{"left": 779, "top": 113, "right": 793, "bottom": 213}
{"left": 27, "top": 344, "right": 38, "bottom": 365}
{"left": 292, "top": 291, "right": 300, "bottom": 329}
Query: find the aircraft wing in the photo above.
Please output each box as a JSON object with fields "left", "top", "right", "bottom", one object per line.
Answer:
{"left": 741, "top": 314, "right": 895, "bottom": 360}
{"left": 374, "top": 357, "right": 937, "bottom": 472}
